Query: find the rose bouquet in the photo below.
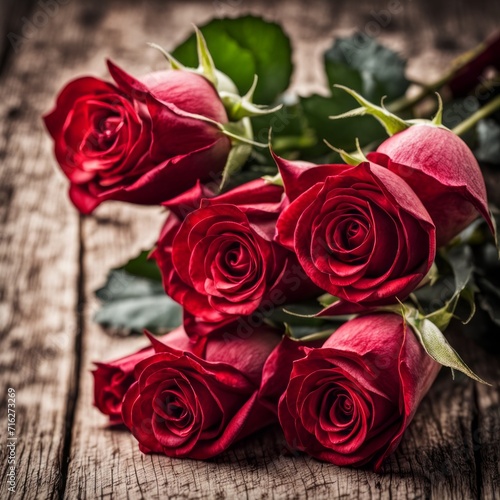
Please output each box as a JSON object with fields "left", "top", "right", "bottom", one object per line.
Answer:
{"left": 44, "top": 19, "right": 500, "bottom": 471}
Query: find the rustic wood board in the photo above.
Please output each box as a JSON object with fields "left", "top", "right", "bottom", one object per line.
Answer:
{"left": 1, "top": 0, "right": 500, "bottom": 499}
{"left": 0, "top": 1, "right": 80, "bottom": 498}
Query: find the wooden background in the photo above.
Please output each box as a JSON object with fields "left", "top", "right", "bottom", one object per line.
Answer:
{"left": 1, "top": 0, "right": 500, "bottom": 498}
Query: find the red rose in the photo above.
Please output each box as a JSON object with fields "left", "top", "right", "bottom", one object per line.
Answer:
{"left": 278, "top": 313, "right": 441, "bottom": 470}
{"left": 43, "top": 60, "right": 231, "bottom": 214}
{"left": 121, "top": 323, "right": 287, "bottom": 459}
{"left": 152, "top": 179, "right": 318, "bottom": 330}
{"left": 274, "top": 154, "right": 436, "bottom": 314}
{"left": 370, "top": 124, "right": 494, "bottom": 246}
{"left": 92, "top": 327, "right": 195, "bottom": 425}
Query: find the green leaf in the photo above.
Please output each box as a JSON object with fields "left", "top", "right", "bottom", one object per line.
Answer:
{"left": 446, "top": 245, "right": 475, "bottom": 293}
{"left": 122, "top": 250, "right": 162, "bottom": 282}
{"left": 408, "top": 316, "right": 489, "bottom": 384}
{"left": 426, "top": 246, "right": 475, "bottom": 328}
{"left": 413, "top": 246, "right": 475, "bottom": 329}
{"left": 172, "top": 16, "right": 293, "bottom": 104}
{"left": 477, "top": 276, "right": 500, "bottom": 328}
{"left": 459, "top": 285, "right": 477, "bottom": 324}
{"left": 324, "top": 33, "right": 409, "bottom": 102}
{"left": 94, "top": 269, "right": 182, "bottom": 335}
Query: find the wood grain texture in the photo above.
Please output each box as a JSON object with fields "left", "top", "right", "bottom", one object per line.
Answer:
{"left": 0, "top": 0, "right": 34, "bottom": 75}
{"left": 1, "top": 0, "right": 500, "bottom": 498}
{"left": 0, "top": 0, "right": 80, "bottom": 497}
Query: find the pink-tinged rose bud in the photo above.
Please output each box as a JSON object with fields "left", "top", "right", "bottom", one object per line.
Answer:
{"left": 43, "top": 60, "right": 231, "bottom": 214}
{"left": 92, "top": 327, "right": 195, "bottom": 425}
{"left": 370, "top": 124, "right": 494, "bottom": 246}
{"left": 121, "top": 323, "right": 298, "bottom": 459}
{"left": 278, "top": 313, "right": 441, "bottom": 471}
{"left": 273, "top": 154, "right": 436, "bottom": 314}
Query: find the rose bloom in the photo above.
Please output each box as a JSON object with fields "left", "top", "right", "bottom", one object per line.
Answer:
{"left": 121, "top": 323, "right": 291, "bottom": 459}
{"left": 43, "top": 60, "right": 231, "bottom": 214}
{"left": 274, "top": 154, "right": 436, "bottom": 314}
{"left": 152, "top": 179, "right": 318, "bottom": 331}
{"left": 92, "top": 327, "right": 195, "bottom": 425}
{"left": 278, "top": 313, "right": 441, "bottom": 470}
{"left": 369, "top": 124, "right": 493, "bottom": 246}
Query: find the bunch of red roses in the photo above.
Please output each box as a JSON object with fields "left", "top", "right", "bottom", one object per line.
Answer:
{"left": 43, "top": 28, "right": 496, "bottom": 471}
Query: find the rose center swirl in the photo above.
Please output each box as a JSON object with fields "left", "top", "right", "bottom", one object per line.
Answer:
{"left": 313, "top": 208, "right": 372, "bottom": 266}
{"left": 153, "top": 387, "right": 192, "bottom": 430}
{"left": 209, "top": 234, "right": 261, "bottom": 288}
{"left": 325, "top": 387, "right": 356, "bottom": 427}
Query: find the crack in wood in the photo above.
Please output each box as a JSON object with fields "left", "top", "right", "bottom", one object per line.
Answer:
{"left": 59, "top": 215, "right": 86, "bottom": 500}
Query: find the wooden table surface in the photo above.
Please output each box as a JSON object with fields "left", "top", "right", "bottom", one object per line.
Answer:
{"left": 1, "top": 0, "right": 500, "bottom": 498}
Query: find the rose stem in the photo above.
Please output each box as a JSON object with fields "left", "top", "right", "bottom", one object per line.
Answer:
{"left": 388, "top": 39, "right": 493, "bottom": 114}
{"left": 451, "top": 95, "right": 500, "bottom": 136}
{"left": 388, "top": 73, "right": 453, "bottom": 114}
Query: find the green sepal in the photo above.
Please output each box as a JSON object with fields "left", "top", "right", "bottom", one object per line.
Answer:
{"left": 284, "top": 324, "right": 338, "bottom": 343}
{"left": 406, "top": 312, "right": 490, "bottom": 385}
{"left": 148, "top": 42, "right": 185, "bottom": 69}
{"left": 330, "top": 85, "right": 409, "bottom": 136}
{"left": 431, "top": 92, "right": 444, "bottom": 126}
{"left": 317, "top": 293, "right": 340, "bottom": 308}
{"left": 324, "top": 137, "right": 367, "bottom": 165}
{"left": 220, "top": 76, "right": 283, "bottom": 122}
{"left": 149, "top": 35, "right": 239, "bottom": 95}
{"left": 193, "top": 25, "right": 217, "bottom": 86}
{"left": 262, "top": 172, "right": 283, "bottom": 187}
{"left": 219, "top": 118, "right": 254, "bottom": 190}
{"left": 220, "top": 142, "right": 252, "bottom": 191}
{"left": 221, "top": 120, "right": 266, "bottom": 148}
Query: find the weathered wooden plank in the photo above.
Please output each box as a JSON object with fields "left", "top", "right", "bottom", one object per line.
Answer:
{"left": 0, "top": 0, "right": 497, "bottom": 498}
{"left": 0, "top": 0, "right": 34, "bottom": 75}
{"left": 471, "top": 336, "right": 500, "bottom": 499}
{"left": 0, "top": 2, "right": 83, "bottom": 499}
{"left": 64, "top": 203, "right": 163, "bottom": 500}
